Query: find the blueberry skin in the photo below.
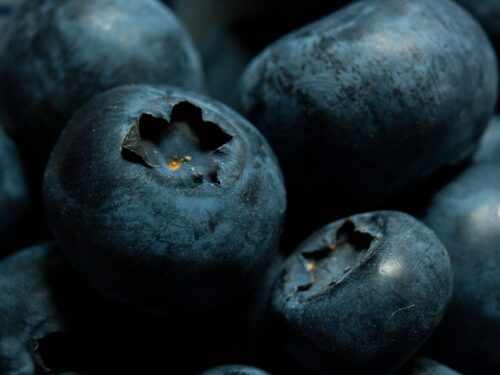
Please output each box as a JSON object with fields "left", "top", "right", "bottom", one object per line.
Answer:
{"left": 269, "top": 211, "right": 453, "bottom": 375}
{"left": 454, "top": 0, "right": 500, "bottom": 108}
{"left": 240, "top": 0, "right": 498, "bottom": 230}
{"left": 474, "top": 115, "right": 500, "bottom": 164}
{"left": 0, "top": 243, "right": 85, "bottom": 374}
{"left": 422, "top": 163, "right": 500, "bottom": 373}
{"left": 0, "top": 0, "right": 202, "bottom": 173}
{"left": 0, "top": 125, "right": 29, "bottom": 253}
{"left": 200, "top": 365, "right": 271, "bottom": 375}
{"left": 44, "top": 84, "right": 286, "bottom": 315}
{"left": 398, "top": 357, "right": 460, "bottom": 375}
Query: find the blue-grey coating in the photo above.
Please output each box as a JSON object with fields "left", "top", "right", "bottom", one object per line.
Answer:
{"left": 44, "top": 85, "right": 286, "bottom": 315}
{"left": 422, "top": 163, "right": 500, "bottom": 373}
{"left": 239, "top": 0, "right": 498, "bottom": 229}
{"left": 269, "top": 211, "right": 453, "bottom": 375}
{"left": 0, "top": 125, "right": 29, "bottom": 253}
{"left": 0, "top": 243, "right": 82, "bottom": 375}
{"left": 0, "top": 0, "right": 202, "bottom": 173}
{"left": 200, "top": 365, "right": 271, "bottom": 375}
{"left": 397, "top": 357, "right": 461, "bottom": 375}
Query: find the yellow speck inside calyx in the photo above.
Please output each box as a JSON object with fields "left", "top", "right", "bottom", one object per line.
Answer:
{"left": 306, "top": 262, "right": 316, "bottom": 271}
{"left": 168, "top": 155, "right": 192, "bottom": 171}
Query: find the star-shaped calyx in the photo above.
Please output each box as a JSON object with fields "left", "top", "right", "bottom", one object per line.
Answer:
{"left": 122, "top": 101, "right": 233, "bottom": 184}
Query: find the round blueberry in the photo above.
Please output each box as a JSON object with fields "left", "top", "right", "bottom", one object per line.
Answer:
{"left": 0, "top": 125, "right": 29, "bottom": 253}
{"left": 239, "top": 0, "right": 498, "bottom": 236}
{"left": 422, "top": 163, "right": 500, "bottom": 373}
{"left": 44, "top": 84, "right": 286, "bottom": 314}
{"left": 269, "top": 211, "right": 453, "bottom": 374}
{"left": 0, "top": 0, "right": 202, "bottom": 176}
{"left": 200, "top": 365, "right": 271, "bottom": 375}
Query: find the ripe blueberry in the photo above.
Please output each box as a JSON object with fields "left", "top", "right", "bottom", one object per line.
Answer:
{"left": 269, "top": 211, "right": 452, "bottom": 374}
{"left": 240, "top": 0, "right": 498, "bottom": 237}
{"left": 44, "top": 84, "right": 286, "bottom": 314}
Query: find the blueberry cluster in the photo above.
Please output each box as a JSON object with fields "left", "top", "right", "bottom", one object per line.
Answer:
{"left": 0, "top": 0, "right": 498, "bottom": 374}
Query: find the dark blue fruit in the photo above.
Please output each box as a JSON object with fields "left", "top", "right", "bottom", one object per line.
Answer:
{"left": 0, "top": 125, "right": 29, "bottom": 254}
{"left": 422, "top": 163, "right": 500, "bottom": 373}
{"left": 269, "top": 211, "right": 453, "bottom": 374}
{"left": 44, "top": 84, "right": 286, "bottom": 314}
{"left": 0, "top": 243, "right": 87, "bottom": 374}
{"left": 0, "top": 0, "right": 202, "bottom": 176}
{"left": 240, "top": 0, "right": 498, "bottom": 236}
{"left": 398, "top": 357, "right": 460, "bottom": 375}
{"left": 200, "top": 365, "right": 270, "bottom": 375}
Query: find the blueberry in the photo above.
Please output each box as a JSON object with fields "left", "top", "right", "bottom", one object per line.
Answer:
{"left": 268, "top": 211, "right": 453, "bottom": 374}
{"left": 0, "top": 243, "right": 88, "bottom": 374}
{"left": 239, "top": 0, "right": 498, "bottom": 238}
{"left": 0, "top": 125, "right": 29, "bottom": 254}
{"left": 0, "top": 0, "right": 202, "bottom": 178}
{"left": 422, "top": 163, "right": 500, "bottom": 373}
{"left": 43, "top": 84, "right": 286, "bottom": 314}
{"left": 200, "top": 365, "right": 271, "bottom": 375}
{"left": 398, "top": 357, "right": 460, "bottom": 375}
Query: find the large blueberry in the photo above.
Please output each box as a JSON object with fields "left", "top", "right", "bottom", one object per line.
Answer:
{"left": 0, "top": 125, "right": 29, "bottom": 253}
{"left": 240, "top": 0, "right": 498, "bottom": 236}
{"left": 269, "top": 211, "right": 452, "bottom": 374}
{"left": 0, "top": 243, "right": 88, "bottom": 374}
{"left": 44, "top": 85, "right": 286, "bottom": 314}
{"left": 398, "top": 357, "right": 460, "bottom": 375}
{"left": 422, "top": 163, "right": 500, "bottom": 373}
{"left": 0, "top": 0, "right": 202, "bottom": 177}
{"left": 200, "top": 365, "right": 271, "bottom": 375}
